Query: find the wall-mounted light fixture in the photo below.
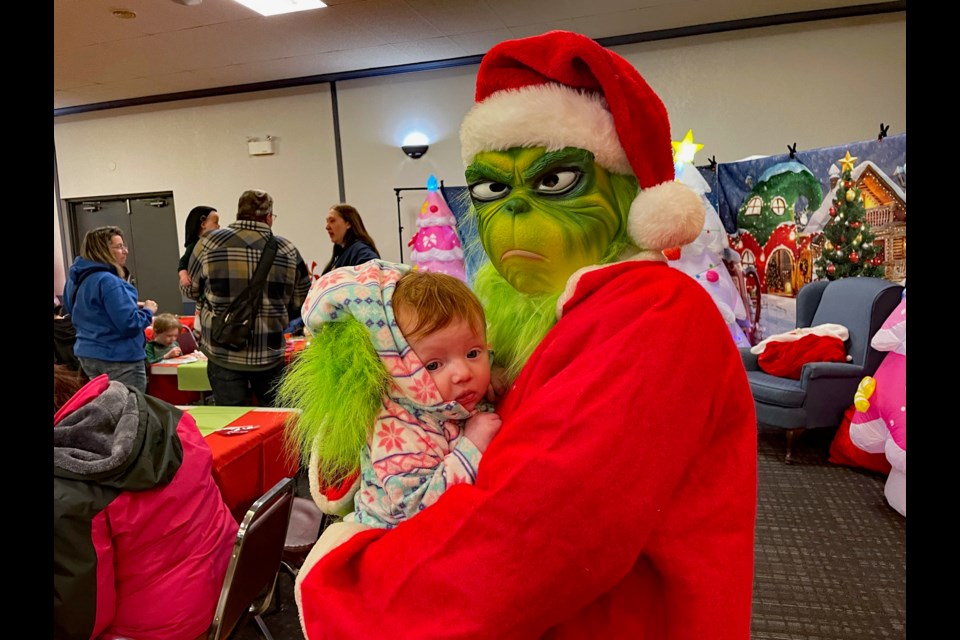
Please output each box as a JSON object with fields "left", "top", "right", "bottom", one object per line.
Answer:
{"left": 401, "top": 132, "right": 429, "bottom": 159}
{"left": 402, "top": 144, "right": 428, "bottom": 159}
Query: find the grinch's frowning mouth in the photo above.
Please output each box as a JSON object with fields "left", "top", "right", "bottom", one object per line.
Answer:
{"left": 501, "top": 249, "right": 547, "bottom": 262}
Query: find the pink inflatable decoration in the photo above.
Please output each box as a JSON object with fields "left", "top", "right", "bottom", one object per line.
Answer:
{"left": 849, "top": 289, "right": 906, "bottom": 516}
{"left": 408, "top": 175, "right": 467, "bottom": 282}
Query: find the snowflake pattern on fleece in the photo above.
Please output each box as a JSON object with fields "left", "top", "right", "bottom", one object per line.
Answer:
{"left": 301, "top": 260, "right": 487, "bottom": 528}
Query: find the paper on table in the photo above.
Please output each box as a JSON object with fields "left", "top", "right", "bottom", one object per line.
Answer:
{"left": 184, "top": 406, "right": 250, "bottom": 437}
{"left": 162, "top": 354, "right": 200, "bottom": 364}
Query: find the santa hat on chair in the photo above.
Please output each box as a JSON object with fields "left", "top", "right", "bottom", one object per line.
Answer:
{"left": 460, "top": 30, "right": 703, "bottom": 252}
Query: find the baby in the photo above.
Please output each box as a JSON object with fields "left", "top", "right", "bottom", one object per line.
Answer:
{"left": 280, "top": 260, "right": 501, "bottom": 529}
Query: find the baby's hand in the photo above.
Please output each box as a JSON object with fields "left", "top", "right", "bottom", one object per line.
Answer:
{"left": 165, "top": 347, "right": 182, "bottom": 359}
{"left": 464, "top": 411, "right": 502, "bottom": 453}
{"left": 485, "top": 365, "right": 510, "bottom": 403}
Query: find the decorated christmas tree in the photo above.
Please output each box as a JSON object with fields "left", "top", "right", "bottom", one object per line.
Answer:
{"left": 408, "top": 175, "right": 467, "bottom": 281}
{"left": 814, "top": 151, "right": 885, "bottom": 280}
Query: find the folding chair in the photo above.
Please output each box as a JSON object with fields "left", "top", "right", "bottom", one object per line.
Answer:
{"left": 207, "top": 477, "right": 295, "bottom": 640}
{"left": 177, "top": 324, "right": 199, "bottom": 355}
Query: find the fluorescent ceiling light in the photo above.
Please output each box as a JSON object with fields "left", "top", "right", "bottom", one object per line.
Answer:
{"left": 232, "top": 0, "right": 326, "bottom": 17}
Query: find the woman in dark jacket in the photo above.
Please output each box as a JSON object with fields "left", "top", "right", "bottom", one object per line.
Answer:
{"left": 178, "top": 205, "right": 220, "bottom": 287}
{"left": 322, "top": 204, "right": 381, "bottom": 274}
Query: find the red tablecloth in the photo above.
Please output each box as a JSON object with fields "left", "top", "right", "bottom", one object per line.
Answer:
{"left": 187, "top": 408, "right": 300, "bottom": 522}
{"left": 148, "top": 374, "right": 202, "bottom": 405}
{"left": 285, "top": 337, "right": 307, "bottom": 365}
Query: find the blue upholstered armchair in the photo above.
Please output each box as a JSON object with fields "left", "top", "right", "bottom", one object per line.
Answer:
{"left": 740, "top": 277, "right": 904, "bottom": 463}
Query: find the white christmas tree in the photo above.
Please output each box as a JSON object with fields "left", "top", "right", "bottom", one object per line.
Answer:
{"left": 669, "top": 131, "right": 751, "bottom": 347}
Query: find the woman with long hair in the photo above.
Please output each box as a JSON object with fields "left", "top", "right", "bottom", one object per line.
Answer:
{"left": 178, "top": 205, "right": 220, "bottom": 287}
{"left": 322, "top": 204, "right": 381, "bottom": 274}
{"left": 62, "top": 226, "right": 158, "bottom": 392}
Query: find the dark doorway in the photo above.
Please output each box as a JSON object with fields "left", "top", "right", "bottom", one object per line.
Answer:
{"left": 67, "top": 193, "right": 183, "bottom": 314}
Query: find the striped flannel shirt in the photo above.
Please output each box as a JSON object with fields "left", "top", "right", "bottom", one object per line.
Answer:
{"left": 182, "top": 220, "right": 311, "bottom": 370}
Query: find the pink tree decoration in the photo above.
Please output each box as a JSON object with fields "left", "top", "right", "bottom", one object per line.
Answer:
{"left": 408, "top": 175, "right": 467, "bottom": 281}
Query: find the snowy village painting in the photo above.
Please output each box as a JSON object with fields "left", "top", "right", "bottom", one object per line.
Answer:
{"left": 714, "top": 133, "right": 906, "bottom": 340}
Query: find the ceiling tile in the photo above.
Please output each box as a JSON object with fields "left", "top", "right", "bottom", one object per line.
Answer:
{"left": 332, "top": 0, "right": 443, "bottom": 43}
{"left": 404, "top": 0, "right": 508, "bottom": 35}
{"left": 447, "top": 29, "right": 516, "bottom": 55}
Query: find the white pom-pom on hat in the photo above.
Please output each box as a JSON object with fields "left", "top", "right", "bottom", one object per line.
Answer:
{"left": 628, "top": 181, "right": 704, "bottom": 251}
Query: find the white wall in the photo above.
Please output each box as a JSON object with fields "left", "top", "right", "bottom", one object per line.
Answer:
{"left": 54, "top": 13, "right": 905, "bottom": 288}
{"left": 337, "top": 67, "right": 479, "bottom": 263}
{"left": 54, "top": 86, "right": 340, "bottom": 289}
{"left": 616, "top": 15, "right": 906, "bottom": 161}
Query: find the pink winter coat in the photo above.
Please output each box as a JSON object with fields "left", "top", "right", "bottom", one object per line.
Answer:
{"left": 54, "top": 375, "right": 239, "bottom": 639}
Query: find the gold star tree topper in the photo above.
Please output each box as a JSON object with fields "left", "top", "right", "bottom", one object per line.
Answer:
{"left": 672, "top": 129, "right": 704, "bottom": 166}
{"left": 839, "top": 151, "right": 858, "bottom": 173}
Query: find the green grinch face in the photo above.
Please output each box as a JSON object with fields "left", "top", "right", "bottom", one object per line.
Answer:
{"left": 466, "top": 147, "right": 635, "bottom": 295}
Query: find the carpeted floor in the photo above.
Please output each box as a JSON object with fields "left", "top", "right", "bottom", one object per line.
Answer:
{"left": 237, "top": 427, "right": 906, "bottom": 639}
{"left": 751, "top": 427, "right": 906, "bottom": 639}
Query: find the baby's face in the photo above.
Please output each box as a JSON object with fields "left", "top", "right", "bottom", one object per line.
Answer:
{"left": 156, "top": 328, "right": 180, "bottom": 347}
{"left": 200, "top": 212, "right": 220, "bottom": 235}
{"left": 402, "top": 319, "right": 490, "bottom": 411}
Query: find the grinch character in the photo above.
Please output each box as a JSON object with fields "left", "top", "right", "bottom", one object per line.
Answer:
{"left": 292, "top": 31, "right": 758, "bottom": 639}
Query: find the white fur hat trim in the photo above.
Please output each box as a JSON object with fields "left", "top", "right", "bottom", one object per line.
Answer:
{"left": 460, "top": 84, "right": 631, "bottom": 173}
{"left": 750, "top": 323, "right": 850, "bottom": 355}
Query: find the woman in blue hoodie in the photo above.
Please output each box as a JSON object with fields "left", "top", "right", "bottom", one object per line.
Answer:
{"left": 62, "top": 226, "right": 158, "bottom": 392}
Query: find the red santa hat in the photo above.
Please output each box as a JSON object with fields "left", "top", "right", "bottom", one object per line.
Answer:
{"left": 460, "top": 30, "right": 703, "bottom": 252}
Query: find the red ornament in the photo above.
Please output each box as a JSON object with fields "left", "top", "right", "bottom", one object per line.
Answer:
{"left": 829, "top": 207, "right": 837, "bottom": 217}
{"left": 826, "top": 263, "right": 836, "bottom": 275}
{"left": 850, "top": 221, "right": 861, "bottom": 229}
{"left": 844, "top": 180, "right": 852, "bottom": 188}
{"left": 849, "top": 251, "right": 859, "bottom": 264}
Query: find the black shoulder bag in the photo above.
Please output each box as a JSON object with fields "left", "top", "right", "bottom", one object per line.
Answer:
{"left": 209, "top": 236, "right": 279, "bottom": 351}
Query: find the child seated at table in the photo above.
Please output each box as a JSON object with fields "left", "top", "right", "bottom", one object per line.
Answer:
{"left": 145, "top": 313, "right": 183, "bottom": 364}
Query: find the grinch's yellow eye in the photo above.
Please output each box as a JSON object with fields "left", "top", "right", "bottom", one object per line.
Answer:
{"left": 469, "top": 180, "right": 511, "bottom": 202}
{"left": 534, "top": 170, "right": 580, "bottom": 195}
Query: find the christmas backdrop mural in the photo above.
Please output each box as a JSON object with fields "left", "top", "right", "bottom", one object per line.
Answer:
{"left": 716, "top": 133, "right": 906, "bottom": 340}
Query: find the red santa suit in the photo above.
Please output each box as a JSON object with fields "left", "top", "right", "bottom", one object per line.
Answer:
{"left": 294, "top": 258, "right": 757, "bottom": 639}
